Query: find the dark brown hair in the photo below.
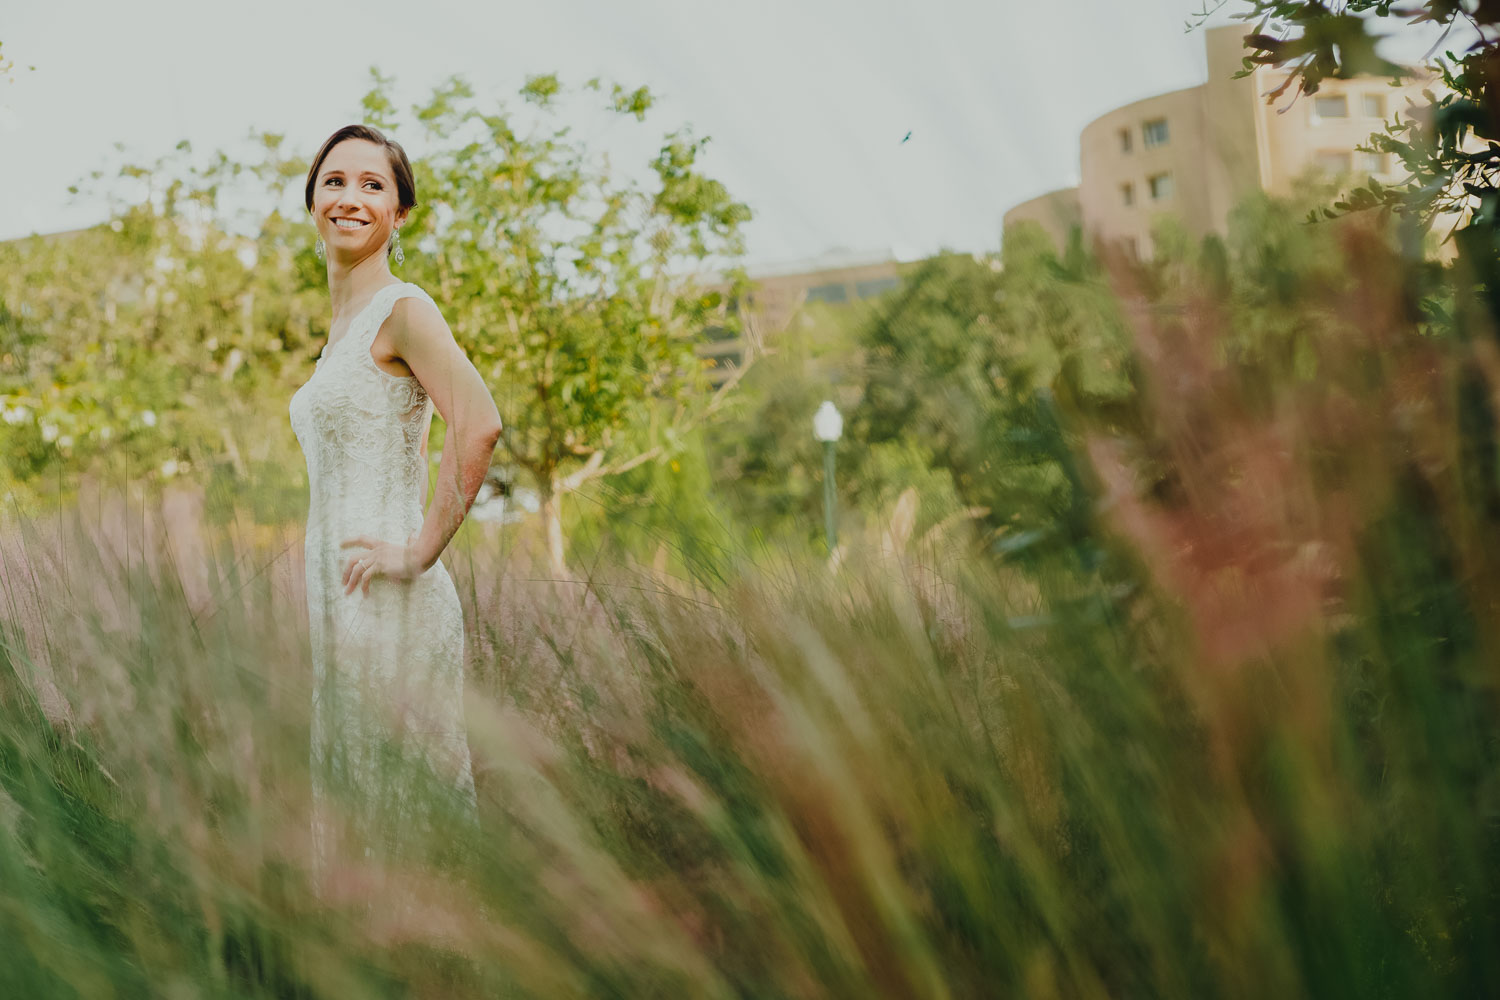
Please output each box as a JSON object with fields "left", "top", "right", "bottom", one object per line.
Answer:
{"left": 303, "top": 124, "right": 417, "bottom": 218}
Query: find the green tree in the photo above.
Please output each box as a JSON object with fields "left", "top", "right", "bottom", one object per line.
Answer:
{"left": 0, "top": 133, "right": 331, "bottom": 519}
{"left": 704, "top": 339, "right": 844, "bottom": 548}
{"left": 852, "top": 239, "right": 1134, "bottom": 562}
{"left": 702, "top": 296, "right": 873, "bottom": 549}
{"left": 342, "top": 71, "right": 753, "bottom": 573}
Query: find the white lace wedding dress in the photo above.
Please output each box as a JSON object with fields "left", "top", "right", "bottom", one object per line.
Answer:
{"left": 289, "top": 280, "right": 477, "bottom": 874}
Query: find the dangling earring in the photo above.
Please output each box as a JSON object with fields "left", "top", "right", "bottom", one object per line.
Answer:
{"left": 392, "top": 228, "right": 405, "bottom": 266}
{"left": 314, "top": 236, "right": 325, "bottom": 261}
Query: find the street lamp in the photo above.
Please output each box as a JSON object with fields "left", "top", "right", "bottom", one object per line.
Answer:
{"left": 812, "top": 400, "right": 842, "bottom": 553}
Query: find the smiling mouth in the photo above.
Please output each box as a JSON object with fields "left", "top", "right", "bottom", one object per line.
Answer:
{"left": 332, "top": 218, "right": 369, "bottom": 230}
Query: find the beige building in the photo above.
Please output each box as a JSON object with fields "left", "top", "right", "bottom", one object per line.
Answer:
{"left": 696, "top": 249, "right": 914, "bottom": 384}
{"left": 1004, "top": 24, "right": 1434, "bottom": 256}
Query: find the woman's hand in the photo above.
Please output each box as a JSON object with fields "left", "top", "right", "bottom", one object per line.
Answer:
{"left": 339, "top": 533, "right": 421, "bottom": 596}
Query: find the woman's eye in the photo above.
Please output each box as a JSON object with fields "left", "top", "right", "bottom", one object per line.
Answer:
{"left": 365, "top": 181, "right": 382, "bottom": 190}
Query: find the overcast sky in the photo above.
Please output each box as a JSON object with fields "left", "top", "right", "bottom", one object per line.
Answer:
{"left": 0, "top": 1, "right": 1438, "bottom": 270}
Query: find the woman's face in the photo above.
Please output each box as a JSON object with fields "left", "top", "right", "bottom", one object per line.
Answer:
{"left": 310, "top": 138, "right": 407, "bottom": 263}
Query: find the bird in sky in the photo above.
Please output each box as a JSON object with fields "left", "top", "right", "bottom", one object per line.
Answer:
{"left": 901, "top": 130, "right": 912, "bottom": 144}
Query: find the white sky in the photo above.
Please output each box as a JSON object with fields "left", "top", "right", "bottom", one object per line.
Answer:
{"left": 0, "top": 1, "right": 1438, "bottom": 270}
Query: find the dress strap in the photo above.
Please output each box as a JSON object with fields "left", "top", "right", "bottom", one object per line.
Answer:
{"left": 355, "top": 282, "right": 436, "bottom": 351}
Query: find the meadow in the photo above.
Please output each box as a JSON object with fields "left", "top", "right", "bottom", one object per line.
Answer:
{"left": 3, "top": 204, "right": 1499, "bottom": 998}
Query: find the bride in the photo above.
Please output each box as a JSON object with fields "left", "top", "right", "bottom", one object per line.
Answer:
{"left": 288, "top": 124, "right": 504, "bottom": 877}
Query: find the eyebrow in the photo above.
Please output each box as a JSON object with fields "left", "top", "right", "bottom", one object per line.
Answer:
{"left": 321, "top": 169, "right": 389, "bottom": 180}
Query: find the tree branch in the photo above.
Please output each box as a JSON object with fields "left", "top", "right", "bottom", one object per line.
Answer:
{"left": 560, "top": 353, "right": 755, "bottom": 491}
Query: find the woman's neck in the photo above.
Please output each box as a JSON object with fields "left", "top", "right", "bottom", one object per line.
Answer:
{"left": 326, "top": 250, "right": 400, "bottom": 322}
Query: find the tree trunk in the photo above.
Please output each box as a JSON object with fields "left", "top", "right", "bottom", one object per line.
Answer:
{"left": 540, "top": 476, "right": 566, "bottom": 577}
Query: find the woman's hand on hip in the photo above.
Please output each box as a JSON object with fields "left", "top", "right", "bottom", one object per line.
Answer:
{"left": 339, "top": 533, "right": 421, "bottom": 596}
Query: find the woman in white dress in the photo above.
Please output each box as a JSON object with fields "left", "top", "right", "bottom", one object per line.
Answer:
{"left": 288, "top": 125, "right": 504, "bottom": 876}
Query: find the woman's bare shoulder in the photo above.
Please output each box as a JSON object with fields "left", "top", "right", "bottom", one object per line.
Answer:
{"left": 389, "top": 288, "right": 455, "bottom": 350}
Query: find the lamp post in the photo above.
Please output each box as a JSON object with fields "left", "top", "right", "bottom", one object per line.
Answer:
{"left": 812, "top": 400, "right": 842, "bottom": 553}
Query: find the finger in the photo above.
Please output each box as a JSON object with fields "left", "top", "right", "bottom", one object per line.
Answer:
{"left": 345, "top": 558, "right": 365, "bottom": 594}
{"left": 339, "top": 536, "right": 376, "bottom": 550}
{"left": 359, "top": 561, "right": 379, "bottom": 596}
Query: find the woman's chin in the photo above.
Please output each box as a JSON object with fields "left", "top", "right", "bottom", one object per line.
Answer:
{"left": 328, "top": 226, "right": 378, "bottom": 245}
{"left": 325, "top": 239, "right": 384, "bottom": 262}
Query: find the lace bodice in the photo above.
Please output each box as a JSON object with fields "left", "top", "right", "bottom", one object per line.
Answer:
{"left": 289, "top": 281, "right": 435, "bottom": 543}
{"left": 289, "top": 279, "right": 476, "bottom": 881}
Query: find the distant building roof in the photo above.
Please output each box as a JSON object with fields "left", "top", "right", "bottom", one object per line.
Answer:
{"left": 743, "top": 247, "right": 899, "bottom": 278}
{"left": 689, "top": 247, "right": 902, "bottom": 286}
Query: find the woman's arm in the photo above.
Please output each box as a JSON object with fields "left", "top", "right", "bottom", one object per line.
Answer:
{"left": 390, "top": 296, "right": 503, "bottom": 572}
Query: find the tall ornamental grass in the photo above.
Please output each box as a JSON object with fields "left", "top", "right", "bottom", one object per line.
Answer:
{"left": 1, "top": 218, "right": 1497, "bottom": 998}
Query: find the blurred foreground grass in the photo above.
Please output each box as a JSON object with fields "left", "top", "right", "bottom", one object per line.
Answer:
{"left": 3, "top": 220, "right": 1499, "bottom": 999}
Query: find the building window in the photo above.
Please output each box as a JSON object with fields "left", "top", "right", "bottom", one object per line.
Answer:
{"left": 1121, "top": 182, "right": 1135, "bottom": 206}
{"left": 1363, "top": 94, "right": 1385, "bottom": 118}
{"left": 1315, "top": 150, "right": 1352, "bottom": 174}
{"left": 1314, "top": 95, "right": 1348, "bottom": 119}
{"left": 1119, "top": 127, "right": 1133, "bottom": 153}
{"left": 1148, "top": 172, "right": 1174, "bottom": 201}
{"left": 1143, "top": 118, "right": 1169, "bottom": 149}
{"left": 1358, "top": 150, "right": 1389, "bottom": 174}
{"left": 855, "top": 277, "right": 901, "bottom": 299}
{"left": 805, "top": 282, "right": 849, "bottom": 304}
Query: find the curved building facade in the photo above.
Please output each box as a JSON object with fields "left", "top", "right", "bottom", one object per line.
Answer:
{"left": 1002, "top": 187, "right": 1083, "bottom": 252}
{"left": 1005, "top": 24, "right": 1435, "bottom": 258}
{"left": 1079, "top": 84, "right": 1224, "bottom": 258}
